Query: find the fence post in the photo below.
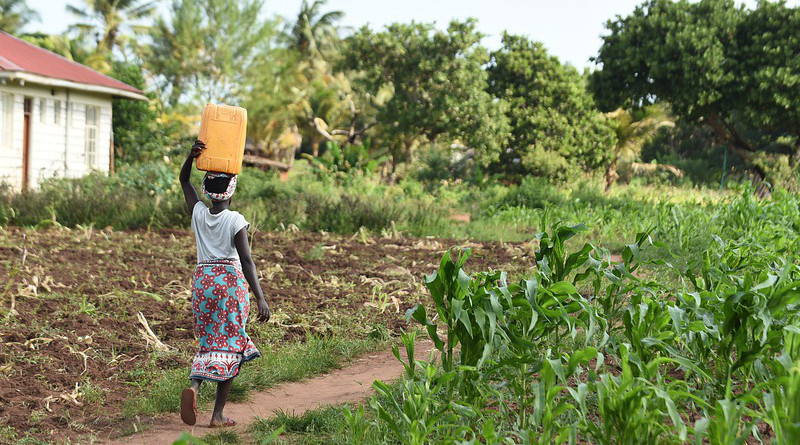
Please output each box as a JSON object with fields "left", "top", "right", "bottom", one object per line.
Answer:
{"left": 720, "top": 144, "right": 728, "bottom": 191}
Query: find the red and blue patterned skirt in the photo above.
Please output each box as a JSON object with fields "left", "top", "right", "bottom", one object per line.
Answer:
{"left": 189, "top": 258, "right": 260, "bottom": 382}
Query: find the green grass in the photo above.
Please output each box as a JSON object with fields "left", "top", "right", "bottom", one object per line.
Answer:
{"left": 248, "top": 405, "right": 356, "bottom": 445}
{"left": 124, "top": 336, "right": 386, "bottom": 417}
{"left": 201, "top": 430, "right": 242, "bottom": 445}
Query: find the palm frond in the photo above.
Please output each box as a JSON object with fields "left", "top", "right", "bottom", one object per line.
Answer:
{"left": 66, "top": 4, "right": 90, "bottom": 19}
{"left": 316, "top": 10, "right": 344, "bottom": 26}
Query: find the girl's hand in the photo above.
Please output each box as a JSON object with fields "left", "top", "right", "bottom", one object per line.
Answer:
{"left": 256, "top": 299, "right": 271, "bottom": 322}
{"left": 190, "top": 139, "right": 206, "bottom": 158}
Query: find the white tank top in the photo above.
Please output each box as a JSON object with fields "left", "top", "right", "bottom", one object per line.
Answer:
{"left": 190, "top": 201, "right": 250, "bottom": 263}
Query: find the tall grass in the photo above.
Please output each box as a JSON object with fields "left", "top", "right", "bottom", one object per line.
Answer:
{"left": 0, "top": 164, "right": 446, "bottom": 235}
{"left": 3, "top": 163, "right": 799, "bottom": 259}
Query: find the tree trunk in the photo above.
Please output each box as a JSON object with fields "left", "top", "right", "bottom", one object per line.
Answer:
{"left": 705, "top": 113, "right": 766, "bottom": 180}
{"left": 791, "top": 133, "right": 800, "bottom": 167}
{"left": 311, "top": 138, "right": 320, "bottom": 157}
{"left": 604, "top": 160, "right": 618, "bottom": 193}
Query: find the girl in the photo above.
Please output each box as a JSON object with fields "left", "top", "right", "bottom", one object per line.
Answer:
{"left": 178, "top": 139, "right": 271, "bottom": 428}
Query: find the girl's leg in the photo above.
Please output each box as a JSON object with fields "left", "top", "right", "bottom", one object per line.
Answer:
{"left": 210, "top": 378, "right": 234, "bottom": 425}
{"left": 190, "top": 378, "right": 202, "bottom": 392}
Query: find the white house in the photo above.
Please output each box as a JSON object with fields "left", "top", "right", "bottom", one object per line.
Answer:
{"left": 0, "top": 32, "right": 147, "bottom": 190}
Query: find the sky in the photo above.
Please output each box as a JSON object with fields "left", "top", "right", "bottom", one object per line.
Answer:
{"left": 23, "top": 0, "right": 799, "bottom": 69}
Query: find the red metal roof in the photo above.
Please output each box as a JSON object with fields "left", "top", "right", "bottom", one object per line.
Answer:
{"left": 0, "top": 32, "right": 143, "bottom": 95}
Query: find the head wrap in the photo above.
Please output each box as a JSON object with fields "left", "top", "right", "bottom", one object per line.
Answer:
{"left": 202, "top": 172, "right": 238, "bottom": 202}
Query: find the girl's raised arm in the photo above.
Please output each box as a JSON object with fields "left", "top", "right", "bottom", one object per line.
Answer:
{"left": 180, "top": 139, "right": 205, "bottom": 212}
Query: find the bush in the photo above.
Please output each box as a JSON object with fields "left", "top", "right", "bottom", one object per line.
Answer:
{"left": 0, "top": 166, "right": 448, "bottom": 236}
{"left": 110, "top": 62, "right": 178, "bottom": 167}
{"left": 497, "top": 176, "right": 565, "bottom": 209}
{"left": 414, "top": 146, "right": 474, "bottom": 184}
{"left": 3, "top": 172, "right": 186, "bottom": 229}
{"left": 520, "top": 146, "right": 581, "bottom": 183}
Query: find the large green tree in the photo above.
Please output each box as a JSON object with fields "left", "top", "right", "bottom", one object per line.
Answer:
{"left": 342, "top": 20, "right": 509, "bottom": 170}
{"left": 21, "top": 33, "right": 92, "bottom": 62}
{"left": 591, "top": 0, "right": 800, "bottom": 176}
{"left": 487, "top": 33, "right": 616, "bottom": 180}
{"left": 289, "top": 0, "right": 342, "bottom": 62}
{"left": 242, "top": 47, "right": 305, "bottom": 151}
{"left": 146, "top": 0, "right": 277, "bottom": 107}
{"left": 0, "top": 0, "right": 38, "bottom": 33}
{"left": 66, "top": 0, "right": 156, "bottom": 52}
{"left": 284, "top": 0, "right": 351, "bottom": 157}
{"left": 110, "top": 61, "right": 171, "bottom": 166}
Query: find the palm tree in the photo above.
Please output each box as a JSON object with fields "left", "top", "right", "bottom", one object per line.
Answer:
{"left": 604, "top": 105, "right": 674, "bottom": 191}
{"left": 290, "top": 0, "right": 343, "bottom": 59}
{"left": 0, "top": 0, "right": 39, "bottom": 34}
{"left": 66, "top": 0, "right": 156, "bottom": 52}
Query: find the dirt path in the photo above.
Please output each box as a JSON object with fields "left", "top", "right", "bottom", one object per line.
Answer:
{"left": 108, "top": 341, "right": 433, "bottom": 444}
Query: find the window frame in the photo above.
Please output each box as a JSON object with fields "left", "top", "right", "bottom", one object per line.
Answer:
{"left": 54, "top": 100, "right": 62, "bottom": 125}
{"left": 0, "top": 91, "right": 13, "bottom": 150}
{"left": 39, "top": 98, "right": 46, "bottom": 123}
{"left": 84, "top": 104, "right": 100, "bottom": 168}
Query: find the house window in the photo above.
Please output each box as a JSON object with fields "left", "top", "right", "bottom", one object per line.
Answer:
{"left": 69, "top": 102, "right": 81, "bottom": 127}
{"left": 0, "top": 92, "right": 12, "bottom": 150}
{"left": 85, "top": 105, "right": 99, "bottom": 168}
{"left": 39, "top": 98, "right": 46, "bottom": 123}
{"left": 54, "top": 100, "right": 61, "bottom": 125}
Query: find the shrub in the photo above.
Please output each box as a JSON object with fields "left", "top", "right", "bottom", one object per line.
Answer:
{"left": 5, "top": 172, "right": 186, "bottom": 229}
{"left": 498, "top": 176, "right": 564, "bottom": 209}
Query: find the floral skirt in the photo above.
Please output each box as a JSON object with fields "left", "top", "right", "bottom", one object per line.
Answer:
{"left": 189, "top": 258, "right": 260, "bottom": 382}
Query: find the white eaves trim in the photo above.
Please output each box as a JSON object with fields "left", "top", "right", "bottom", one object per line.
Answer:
{"left": 0, "top": 71, "right": 148, "bottom": 101}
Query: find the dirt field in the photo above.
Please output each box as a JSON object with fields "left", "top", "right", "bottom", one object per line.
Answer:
{"left": 0, "top": 227, "right": 536, "bottom": 443}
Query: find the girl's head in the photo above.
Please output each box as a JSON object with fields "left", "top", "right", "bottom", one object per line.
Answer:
{"left": 202, "top": 172, "right": 238, "bottom": 202}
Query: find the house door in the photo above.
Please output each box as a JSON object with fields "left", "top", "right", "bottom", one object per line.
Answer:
{"left": 22, "top": 97, "right": 32, "bottom": 190}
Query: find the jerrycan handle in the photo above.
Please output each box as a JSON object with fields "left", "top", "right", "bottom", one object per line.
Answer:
{"left": 215, "top": 107, "right": 239, "bottom": 123}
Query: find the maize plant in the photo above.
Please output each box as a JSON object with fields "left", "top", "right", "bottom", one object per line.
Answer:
{"left": 764, "top": 325, "right": 800, "bottom": 444}
{"left": 406, "top": 247, "right": 506, "bottom": 400}
{"left": 372, "top": 218, "right": 800, "bottom": 445}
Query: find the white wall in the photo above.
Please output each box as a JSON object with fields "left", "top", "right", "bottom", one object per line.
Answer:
{"left": 0, "top": 87, "right": 24, "bottom": 188}
{"left": 0, "top": 81, "right": 113, "bottom": 190}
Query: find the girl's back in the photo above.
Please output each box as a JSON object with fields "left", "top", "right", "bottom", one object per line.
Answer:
{"left": 190, "top": 201, "right": 249, "bottom": 263}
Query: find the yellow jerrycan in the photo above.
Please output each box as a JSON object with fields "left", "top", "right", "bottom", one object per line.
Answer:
{"left": 196, "top": 103, "right": 247, "bottom": 175}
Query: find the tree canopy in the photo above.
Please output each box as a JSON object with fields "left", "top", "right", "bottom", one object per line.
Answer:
{"left": 341, "top": 20, "right": 509, "bottom": 168}
{"left": 146, "top": 0, "right": 277, "bottom": 107}
{"left": 289, "top": 0, "right": 343, "bottom": 62}
{"left": 591, "top": 0, "right": 800, "bottom": 174}
{"left": 67, "top": 0, "right": 156, "bottom": 53}
{"left": 488, "top": 33, "right": 616, "bottom": 180}
{"left": 0, "top": 0, "right": 39, "bottom": 34}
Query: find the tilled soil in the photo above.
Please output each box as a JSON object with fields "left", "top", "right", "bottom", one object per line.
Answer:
{"left": 0, "top": 227, "right": 535, "bottom": 443}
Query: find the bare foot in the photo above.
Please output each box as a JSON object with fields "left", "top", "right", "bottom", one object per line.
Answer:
{"left": 209, "top": 416, "right": 237, "bottom": 428}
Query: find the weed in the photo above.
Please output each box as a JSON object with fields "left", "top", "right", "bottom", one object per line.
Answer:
{"left": 77, "top": 295, "right": 97, "bottom": 316}
{"left": 302, "top": 244, "right": 326, "bottom": 261}
{"left": 202, "top": 430, "right": 241, "bottom": 445}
